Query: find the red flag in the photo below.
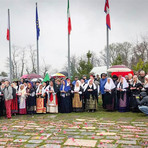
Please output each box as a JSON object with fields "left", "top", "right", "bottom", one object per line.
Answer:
{"left": 104, "top": 0, "right": 111, "bottom": 30}
{"left": 7, "top": 22, "right": 9, "bottom": 40}
{"left": 67, "top": 0, "right": 72, "bottom": 34}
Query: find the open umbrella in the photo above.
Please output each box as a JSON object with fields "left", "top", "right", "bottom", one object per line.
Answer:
{"left": 51, "top": 73, "right": 66, "bottom": 78}
{"left": 107, "top": 65, "right": 131, "bottom": 72}
{"left": 59, "top": 71, "right": 68, "bottom": 77}
{"left": 31, "top": 78, "right": 43, "bottom": 82}
{"left": 21, "top": 73, "right": 42, "bottom": 79}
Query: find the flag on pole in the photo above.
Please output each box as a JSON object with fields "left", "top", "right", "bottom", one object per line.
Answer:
{"left": 67, "top": 0, "right": 72, "bottom": 34}
{"left": 6, "top": 20, "right": 9, "bottom": 40}
{"left": 36, "top": 3, "right": 40, "bottom": 40}
{"left": 104, "top": 0, "right": 111, "bottom": 30}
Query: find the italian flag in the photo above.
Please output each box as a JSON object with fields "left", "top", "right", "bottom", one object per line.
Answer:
{"left": 67, "top": 0, "right": 72, "bottom": 34}
{"left": 6, "top": 23, "right": 9, "bottom": 40}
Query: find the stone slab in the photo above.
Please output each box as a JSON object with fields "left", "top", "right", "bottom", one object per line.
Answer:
{"left": 28, "top": 140, "right": 43, "bottom": 144}
{"left": 97, "top": 132, "right": 116, "bottom": 136}
{"left": 116, "top": 140, "right": 137, "bottom": 145}
{"left": 25, "top": 144, "right": 39, "bottom": 147}
{"left": 13, "top": 139, "right": 27, "bottom": 143}
{"left": 39, "top": 144, "right": 61, "bottom": 148}
{"left": 64, "top": 139, "right": 97, "bottom": 147}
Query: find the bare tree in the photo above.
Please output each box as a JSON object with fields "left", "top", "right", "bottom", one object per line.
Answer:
{"left": 100, "top": 42, "right": 132, "bottom": 67}
{"left": 18, "top": 47, "right": 26, "bottom": 76}
{"left": 25, "top": 45, "right": 37, "bottom": 74}
{"left": 40, "top": 59, "right": 51, "bottom": 77}
{"left": 11, "top": 45, "right": 20, "bottom": 79}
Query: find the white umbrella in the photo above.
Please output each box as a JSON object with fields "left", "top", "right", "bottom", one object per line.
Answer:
{"left": 31, "top": 78, "right": 43, "bottom": 82}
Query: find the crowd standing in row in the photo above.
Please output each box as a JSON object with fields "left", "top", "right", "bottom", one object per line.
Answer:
{"left": 0, "top": 70, "right": 148, "bottom": 119}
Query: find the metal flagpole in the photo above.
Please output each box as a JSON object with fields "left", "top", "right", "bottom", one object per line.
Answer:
{"left": 106, "top": 26, "right": 110, "bottom": 70}
{"left": 36, "top": 3, "right": 39, "bottom": 75}
{"left": 8, "top": 9, "right": 12, "bottom": 82}
{"left": 37, "top": 35, "right": 39, "bottom": 75}
{"left": 68, "top": 32, "right": 71, "bottom": 78}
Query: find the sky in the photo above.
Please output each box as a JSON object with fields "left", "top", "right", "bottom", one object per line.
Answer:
{"left": 0, "top": 0, "right": 148, "bottom": 74}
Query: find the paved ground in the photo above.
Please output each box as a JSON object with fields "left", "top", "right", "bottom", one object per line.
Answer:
{"left": 0, "top": 112, "right": 148, "bottom": 148}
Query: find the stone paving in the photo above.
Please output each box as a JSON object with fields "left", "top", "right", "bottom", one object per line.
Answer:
{"left": 0, "top": 114, "right": 147, "bottom": 148}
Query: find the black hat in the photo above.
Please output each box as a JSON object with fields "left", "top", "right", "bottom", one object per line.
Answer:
{"left": 112, "top": 75, "right": 118, "bottom": 79}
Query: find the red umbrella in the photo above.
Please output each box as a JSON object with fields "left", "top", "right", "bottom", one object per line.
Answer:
{"left": 107, "top": 65, "right": 131, "bottom": 72}
{"left": 111, "top": 71, "right": 134, "bottom": 77}
{"left": 21, "top": 73, "right": 42, "bottom": 79}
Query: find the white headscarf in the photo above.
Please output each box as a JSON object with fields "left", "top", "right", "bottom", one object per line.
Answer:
{"left": 36, "top": 84, "right": 43, "bottom": 94}
{"left": 104, "top": 78, "right": 115, "bottom": 90}
{"left": 117, "top": 77, "right": 129, "bottom": 89}
{"left": 84, "top": 79, "right": 96, "bottom": 91}
{"left": 74, "top": 80, "right": 81, "bottom": 92}
{"left": 18, "top": 84, "right": 26, "bottom": 96}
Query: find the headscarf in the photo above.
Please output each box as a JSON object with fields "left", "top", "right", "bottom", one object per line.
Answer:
{"left": 36, "top": 84, "right": 43, "bottom": 94}
{"left": 18, "top": 84, "right": 26, "bottom": 96}
{"left": 117, "top": 77, "right": 129, "bottom": 89}
{"left": 60, "top": 80, "right": 71, "bottom": 92}
{"left": 84, "top": 79, "right": 96, "bottom": 92}
{"left": 104, "top": 78, "right": 115, "bottom": 90}
{"left": 74, "top": 80, "right": 81, "bottom": 92}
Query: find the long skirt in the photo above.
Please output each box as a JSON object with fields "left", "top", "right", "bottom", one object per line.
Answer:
{"left": 19, "top": 96, "right": 27, "bottom": 115}
{"left": 36, "top": 96, "right": 46, "bottom": 113}
{"left": 86, "top": 95, "right": 97, "bottom": 111}
{"left": 27, "top": 96, "right": 36, "bottom": 114}
{"left": 0, "top": 96, "right": 5, "bottom": 116}
{"left": 72, "top": 93, "right": 83, "bottom": 112}
{"left": 130, "top": 95, "right": 139, "bottom": 112}
{"left": 47, "top": 93, "right": 58, "bottom": 113}
{"left": 104, "top": 92, "right": 114, "bottom": 111}
{"left": 117, "top": 91, "right": 128, "bottom": 112}
{"left": 60, "top": 95, "right": 71, "bottom": 113}
{"left": 11, "top": 95, "right": 18, "bottom": 114}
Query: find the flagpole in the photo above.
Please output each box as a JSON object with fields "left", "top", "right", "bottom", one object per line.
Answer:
{"left": 37, "top": 34, "right": 39, "bottom": 75}
{"left": 68, "top": 32, "right": 70, "bottom": 78}
{"left": 67, "top": 0, "right": 71, "bottom": 79}
{"left": 8, "top": 9, "right": 12, "bottom": 82}
{"left": 106, "top": 26, "right": 110, "bottom": 70}
{"left": 36, "top": 3, "right": 39, "bottom": 75}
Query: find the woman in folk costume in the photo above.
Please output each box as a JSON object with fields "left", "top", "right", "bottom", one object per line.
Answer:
{"left": 55, "top": 79, "right": 62, "bottom": 113}
{"left": 26, "top": 82, "right": 36, "bottom": 114}
{"left": 144, "top": 75, "right": 148, "bottom": 95}
{"left": 36, "top": 84, "right": 46, "bottom": 113}
{"left": 46, "top": 80, "right": 58, "bottom": 113}
{"left": 84, "top": 79, "right": 98, "bottom": 112}
{"left": 71, "top": 80, "right": 83, "bottom": 112}
{"left": 60, "top": 80, "right": 71, "bottom": 113}
{"left": 104, "top": 78, "right": 116, "bottom": 111}
{"left": 80, "top": 78, "right": 86, "bottom": 110}
{"left": 11, "top": 83, "right": 18, "bottom": 115}
{"left": 117, "top": 77, "right": 129, "bottom": 112}
{"left": 18, "top": 84, "right": 27, "bottom": 114}
{"left": 130, "top": 75, "right": 143, "bottom": 112}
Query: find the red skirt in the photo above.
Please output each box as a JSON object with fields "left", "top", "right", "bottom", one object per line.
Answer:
{"left": 11, "top": 95, "right": 18, "bottom": 114}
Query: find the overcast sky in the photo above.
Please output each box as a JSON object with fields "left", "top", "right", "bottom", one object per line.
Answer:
{"left": 0, "top": 0, "right": 148, "bottom": 74}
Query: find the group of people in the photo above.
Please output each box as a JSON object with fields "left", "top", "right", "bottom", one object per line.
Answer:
{"left": 100, "top": 70, "right": 148, "bottom": 115}
{"left": 0, "top": 70, "right": 148, "bottom": 119}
